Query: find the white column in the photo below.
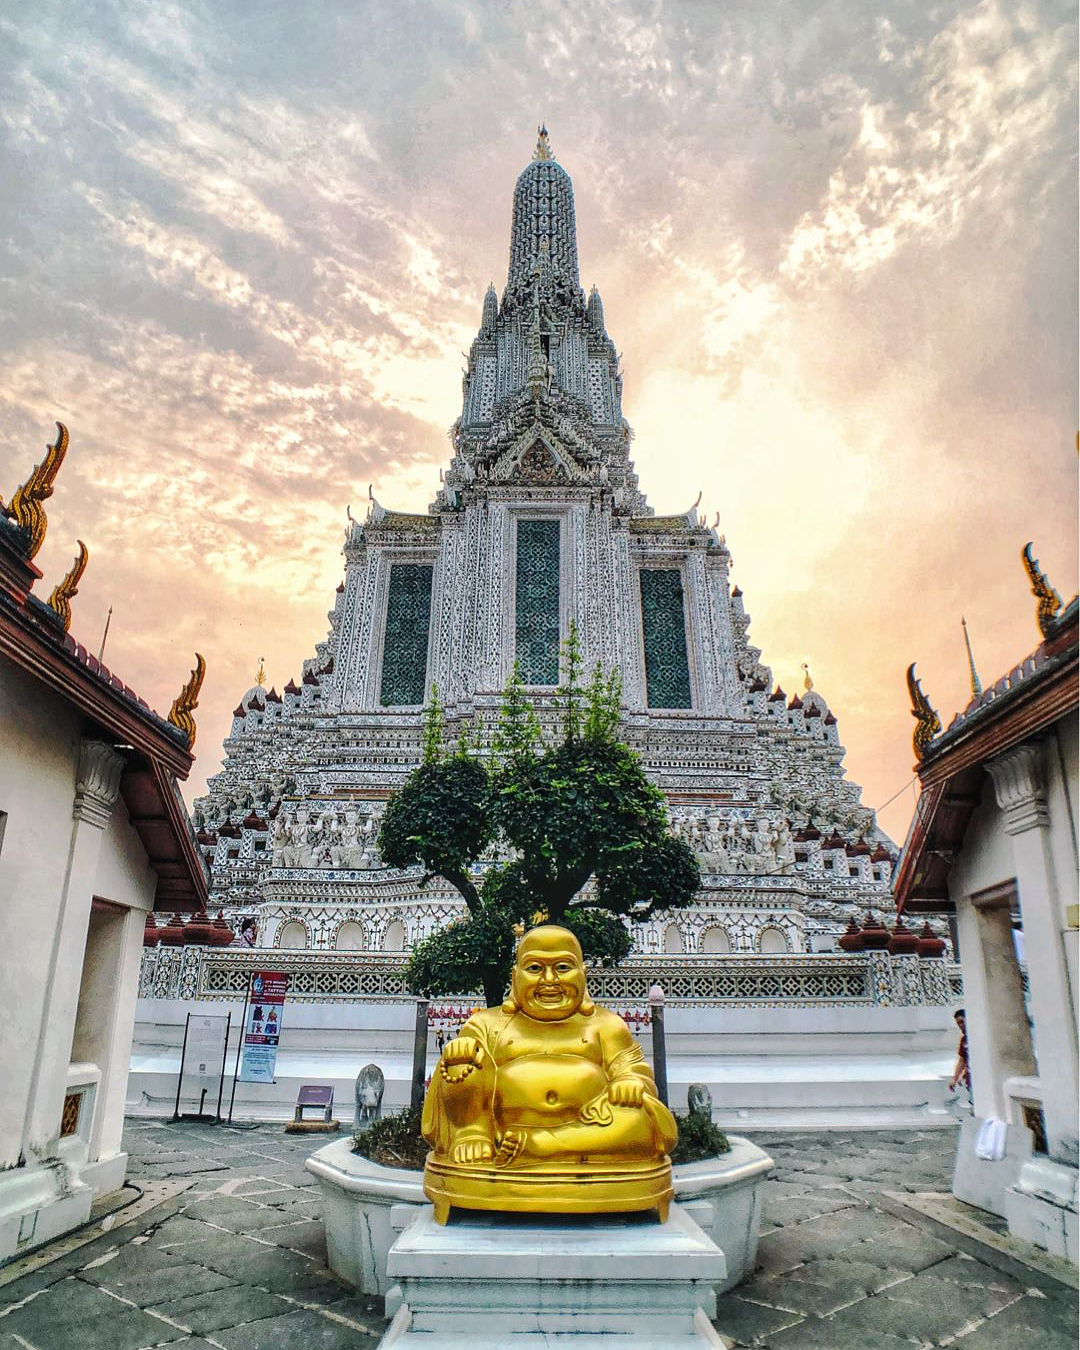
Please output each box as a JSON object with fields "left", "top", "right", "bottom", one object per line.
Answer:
{"left": 956, "top": 890, "right": 1035, "bottom": 1122}
{"left": 21, "top": 741, "right": 124, "bottom": 1162}
{"left": 987, "top": 742, "right": 1079, "bottom": 1164}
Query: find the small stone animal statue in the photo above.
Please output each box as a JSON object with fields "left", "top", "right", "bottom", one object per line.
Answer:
{"left": 687, "top": 1083, "right": 713, "bottom": 1118}
{"left": 355, "top": 1063, "right": 385, "bottom": 1125}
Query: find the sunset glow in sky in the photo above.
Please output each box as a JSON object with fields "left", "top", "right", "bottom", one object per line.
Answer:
{"left": 1, "top": 0, "right": 1076, "bottom": 842}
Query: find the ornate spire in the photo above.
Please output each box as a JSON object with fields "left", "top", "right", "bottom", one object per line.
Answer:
{"left": 481, "top": 283, "right": 498, "bottom": 333}
{"left": 256, "top": 656, "right": 266, "bottom": 687}
{"left": 507, "top": 132, "right": 580, "bottom": 297}
{"left": 168, "top": 653, "right": 206, "bottom": 747}
{"left": 2, "top": 421, "right": 69, "bottom": 560}
{"left": 533, "top": 124, "right": 553, "bottom": 161}
{"left": 46, "top": 539, "right": 88, "bottom": 632}
{"left": 1021, "top": 542, "right": 1063, "bottom": 637}
{"left": 802, "top": 662, "right": 814, "bottom": 692}
{"left": 906, "top": 663, "right": 941, "bottom": 761}
{"left": 960, "top": 617, "right": 982, "bottom": 697}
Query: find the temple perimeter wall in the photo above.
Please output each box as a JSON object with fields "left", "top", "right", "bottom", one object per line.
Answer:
{"left": 129, "top": 948, "right": 963, "bottom": 1130}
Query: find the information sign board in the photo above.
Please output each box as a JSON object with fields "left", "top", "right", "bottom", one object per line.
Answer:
{"left": 238, "top": 971, "right": 288, "bottom": 1083}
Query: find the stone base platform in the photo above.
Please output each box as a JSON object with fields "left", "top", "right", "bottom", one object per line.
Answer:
{"left": 379, "top": 1204, "right": 727, "bottom": 1347}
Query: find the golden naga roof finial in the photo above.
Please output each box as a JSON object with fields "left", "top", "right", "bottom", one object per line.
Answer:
{"left": 46, "top": 540, "right": 89, "bottom": 632}
{"left": 256, "top": 655, "right": 266, "bottom": 687}
{"left": 2, "top": 422, "right": 69, "bottom": 560}
{"left": 533, "top": 124, "right": 553, "bottom": 161}
{"left": 906, "top": 663, "right": 942, "bottom": 761}
{"left": 961, "top": 617, "right": 982, "bottom": 697}
{"left": 168, "top": 653, "right": 206, "bottom": 748}
{"left": 1021, "top": 542, "right": 1063, "bottom": 638}
{"left": 802, "top": 662, "right": 814, "bottom": 692}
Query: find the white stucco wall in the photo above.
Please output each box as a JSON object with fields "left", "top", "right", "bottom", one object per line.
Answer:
{"left": 0, "top": 654, "right": 161, "bottom": 1260}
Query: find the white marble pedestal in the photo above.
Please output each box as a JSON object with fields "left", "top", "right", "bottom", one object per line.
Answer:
{"left": 378, "top": 1203, "right": 728, "bottom": 1348}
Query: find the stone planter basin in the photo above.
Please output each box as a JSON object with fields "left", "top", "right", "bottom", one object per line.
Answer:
{"left": 306, "top": 1134, "right": 773, "bottom": 1296}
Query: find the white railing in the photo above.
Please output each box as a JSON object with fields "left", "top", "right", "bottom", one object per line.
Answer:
{"left": 139, "top": 946, "right": 962, "bottom": 1010}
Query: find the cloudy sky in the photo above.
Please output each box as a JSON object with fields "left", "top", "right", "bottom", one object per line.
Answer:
{"left": 1, "top": 0, "right": 1075, "bottom": 841}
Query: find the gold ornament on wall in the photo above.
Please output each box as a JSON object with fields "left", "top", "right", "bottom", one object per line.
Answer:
{"left": 906, "top": 663, "right": 941, "bottom": 761}
{"left": 2, "top": 422, "right": 69, "bottom": 560}
{"left": 46, "top": 539, "right": 88, "bottom": 632}
{"left": 1021, "top": 542, "right": 1063, "bottom": 638}
{"left": 168, "top": 653, "right": 206, "bottom": 747}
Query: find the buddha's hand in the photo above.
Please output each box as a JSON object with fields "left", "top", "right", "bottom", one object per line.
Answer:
{"left": 440, "top": 1036, "right": 484, "bottom": 1083}
{"left": 608, "top": 1077, "right": 646, "bottom": 1107}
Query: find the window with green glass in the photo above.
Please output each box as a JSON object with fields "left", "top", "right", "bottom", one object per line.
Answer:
{"left": 515, "top": 519, "right": 561, "bottom": 685}
{"left": 379, "top": 563, "right": 433, "bottom": 705}
{"left": 640, "top": 568, "right": 692, "bottom": 708}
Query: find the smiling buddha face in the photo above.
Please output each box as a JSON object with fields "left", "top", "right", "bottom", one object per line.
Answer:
{"left": 420, "top": 923, "right": 678, "bottom": 1223}
{"left": 510, "top": 926, "right": 590, "bottom": 1022}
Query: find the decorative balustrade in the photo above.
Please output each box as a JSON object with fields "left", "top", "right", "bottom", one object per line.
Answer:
{"left": 139, "top": 946, "right": 962, "bottom": 1010}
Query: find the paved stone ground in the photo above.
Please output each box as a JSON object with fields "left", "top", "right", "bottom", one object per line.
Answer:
{"left": 0, "top": 1121, "right": 1073, "bottom": 1349}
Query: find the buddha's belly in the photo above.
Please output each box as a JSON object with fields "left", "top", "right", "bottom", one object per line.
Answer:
{"left": 495, "top": 1054, "right": 608, "bottom": 1127}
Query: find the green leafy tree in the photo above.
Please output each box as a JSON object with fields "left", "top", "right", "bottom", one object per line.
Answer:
{"left": 381, "top": 629, "right": 701, "bottom": 1005}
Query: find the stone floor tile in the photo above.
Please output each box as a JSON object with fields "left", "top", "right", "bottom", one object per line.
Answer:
{"left": 766, "top": 1313, "right": 923, "bottom": 1350}
{"left": 763, "top": 1196, "right": 859, "bottom": 1228}
{"left": 808, "top": 1283, "right": 1016, "bottom": 1345}
{"left": 839, "top": 1230, "right": 956, "bottom": 1272}
{"left": 213, "top": 1307, "right": 378, "bottom": 1348}
{"left": 710, "top": 1293, "right": 805, "bottom": 1345}
{"left": 798, "top": 1254, "right": 913, "bottom": 1295}
{"left": 254, "top": 1218, "right": 328, "bottom": 1258}
{"left": 0, "top": 1281, "right": 177, "bottom": 1350}
{"left": 79, "top": 1260, "right": 237, "bottom": 1304}
{"left": 948, "top": 1295, "right": 1078, "bottom": 1348}
{"left": 737, "top": 1269, "right": 872, "bottom": 1317}
{"left": 922, "top": 1254, "right": 1026, "bottom": 1294}
{"left": 148, "top": 1283, "right": 293, "bottom": 1334}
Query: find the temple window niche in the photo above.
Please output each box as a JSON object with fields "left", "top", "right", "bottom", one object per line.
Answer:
{"left": 379, "top": 563, "right": 434, "bottom": 706}
{"left": 515, "top": 519, "right": 561, "bottom": 685}
{"left": 639, "top": 568, "right": 692, "bottom": 709}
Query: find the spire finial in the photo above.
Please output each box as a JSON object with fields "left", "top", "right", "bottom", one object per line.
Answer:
{"left": 256, "top": 656, "right": 266, "bottom": 687}
{"left": 47, "top": 539, "right": 89, "bottom": 632}
{"left": 1021, "top": 542, "right": 1064, "bottom": 637}
{"left": 960, "top": 618, "right": 982, "bottom": 697}
{"left": 802, "top": 662, "right": 814, "bottom": 692}
{"left": 533, "top": 124, "right": 553, "bottom": 161}
{"left": 906, "top": 663, "right": 942, "bottom": 761}
{"left": 168, "top": 653, "right": 207, "bottom": 748}
{"left": 2, "top": 421, "right": 69, "bottom": 561}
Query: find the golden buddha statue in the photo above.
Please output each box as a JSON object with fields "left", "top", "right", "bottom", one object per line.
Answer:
{"left": 421, "top": 925, "right": 678, "bottom": 1223}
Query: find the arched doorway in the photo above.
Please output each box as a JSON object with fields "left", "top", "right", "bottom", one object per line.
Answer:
{"left": 758, "top": 926, "right": 788, "bottom": 954}
{"left": 383, "top": 920, "right": 406, "bottom": 952}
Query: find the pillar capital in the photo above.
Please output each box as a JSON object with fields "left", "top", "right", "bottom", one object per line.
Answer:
{"left": 985, "top": 742, "right": 1049, "bottom": 835}
{"left": 73, "top": 740, "right": 125, "bottom": 828}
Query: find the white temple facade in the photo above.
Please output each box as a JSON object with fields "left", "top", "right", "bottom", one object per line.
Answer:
{"left": 192, "top": 131, "right": 897, "bottom": 958}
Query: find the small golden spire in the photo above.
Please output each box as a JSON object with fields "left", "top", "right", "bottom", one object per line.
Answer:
{"left": 2, "top": 422, "right": 69, "bottom": 561}
{"left": 1021, "top": 542, "right": 1063, "bottom": 638}
{"left": 256, "top": 656, "right": 266, "bottom": 687}
{"left": 960, "top": 617, "right": 982, "bottom": 697}
{"left": 168, "top": 653, "right": 206, "bottom": 748}
{"left": 512, "top": 921, "right": 526, "bottom": 938}
{"left": 46, "top": 539, "right": 88, "bottom": 632}
{"left": 533, "top": 124, "right": 553, "bottom": 161}
{"left": 906, "top": 663, "right": 942, "bottom": 761}
{"left": 802, "top": 662, "right": 814, "bottom": 692}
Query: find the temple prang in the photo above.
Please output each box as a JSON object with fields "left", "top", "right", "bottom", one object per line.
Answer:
{"left": 192, "top": 138, "right": 899, "bottom": 956}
